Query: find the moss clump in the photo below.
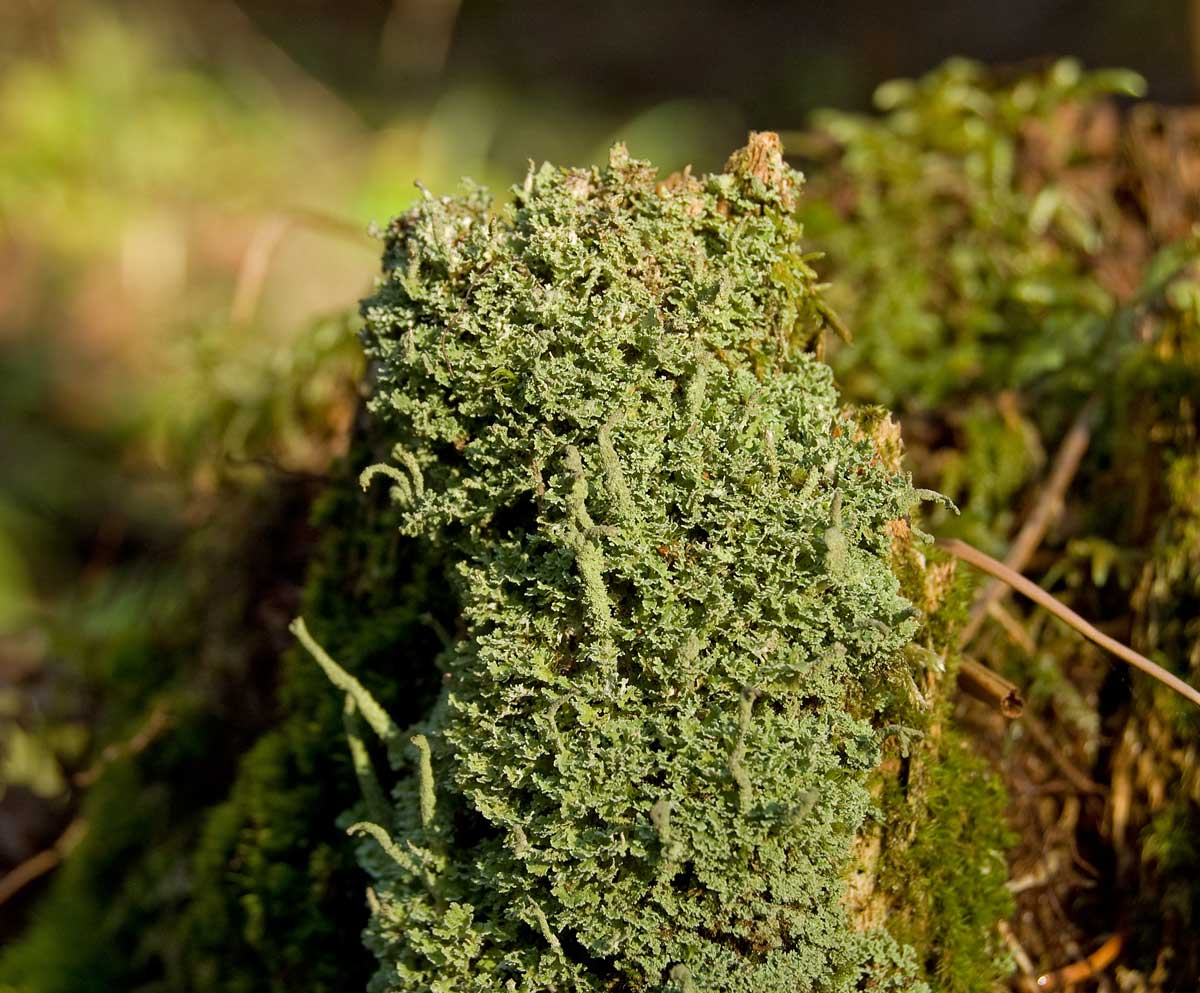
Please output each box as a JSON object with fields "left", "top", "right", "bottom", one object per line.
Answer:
{"left": 870, "top": 515, "right": 1014, "bottom": 993}
{"left": 799, "top": 58, "right": 1152, "bottom": 551}
{"left": 880, "top": 729, "right": 1015, "bottom": 993}
{"left": 0, "top": 458, "right": 447, "bottom": 993}
{"left": 802, "top": 58, "right": 1200, "bottom": 988}
{"left": 0, "top": 482, "right": 321, "bottom": 993}
{"left": 802, "top": 57, "right": 1147, "bottom": 414}
{"left": 180, "top": 457, "right": 450, "bottom": 993}
{"left": 311, "top": 135, "right": 977, "bottom": 992}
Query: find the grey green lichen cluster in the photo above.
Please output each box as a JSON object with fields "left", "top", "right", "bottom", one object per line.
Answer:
{"left": 321, "top": 135, "right": 942, "bottom": 991}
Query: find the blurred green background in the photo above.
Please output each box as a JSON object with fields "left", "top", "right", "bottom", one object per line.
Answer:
{"left": 0, "top": 0, "right": 1198, "bottom": 982}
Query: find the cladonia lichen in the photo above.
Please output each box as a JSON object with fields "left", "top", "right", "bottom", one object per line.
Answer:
{"left": 306, "top": 134, "right": 951, "bottom": 991}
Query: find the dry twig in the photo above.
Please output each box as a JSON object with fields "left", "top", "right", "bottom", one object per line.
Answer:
{"left": 1019, "top": 711, "right": 1107, "bottom": 797}
{"left": 1035, "top": 932, "right": 1124, "bottom": 990}
{"left": 73, "top": 700, "right": 171, "bottom": 787}
{"left": 0, "top": 818, "right": 86, "bottom": 908}
{"left": 999, "top": 919, "right": 1038, "bottom": 977}
{"left": 961, "top": 397, "right": 1099, "bottom": 645}
{"left": 941, "top": 538, "right": 1200, "bottom": 709}
{"left": 957, "top": 657, "right": 1025, "bottom": 717}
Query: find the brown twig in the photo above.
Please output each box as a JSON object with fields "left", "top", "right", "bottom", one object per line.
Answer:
{"left": 999, "top": 919, "right": 1038, "bottom": 977}
{"left": 73, "top": 700, "right": 171, "bottom": 788}
{"left": 1006, "top": 849, "right": 1067, "bottom": 895}
{"left": 1035, "top": 932, "right": 1124, "bottom": 990}
{"left": 0, "top": 819, "right": 87, "bottom": 908}
{"left": 957, "top": 657, "right": 1025, "bottom": 717}
{"left": 941, "top": 538, "right": 1200, "bottom": 708}
{"left": 961, "top": 397, "right": 1099, "bottom": 645}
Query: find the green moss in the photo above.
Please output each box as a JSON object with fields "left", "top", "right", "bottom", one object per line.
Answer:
{"left": 879, "top": 729, "right": 1015, "bottom": 993}
{"left": 799, "top": 58, "right": 1153, "bottom": 554}
{"left": 804, "top": 57, "right": 1200, "bottom": 989}
{"left": 0, "top": 459, "right": 448, "bottom": 993}
{"left": 1140, "top": 795, "right": 1200, "bottom": 931}
{"left": 804, "top": 58, "right": 1145, "bottom": 412}
{"left": 0, "top": 739, "right": 198, "bottom": 993}
{"left": 180, "top": 459, "right": 450, "bottom": 993}
{"left": 0, "top": 482, "right": 302, "bottom": 993}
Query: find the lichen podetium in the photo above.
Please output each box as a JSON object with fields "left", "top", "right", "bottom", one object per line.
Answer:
{"left": 308, "top": 134, "right": 984, "bottom": 991}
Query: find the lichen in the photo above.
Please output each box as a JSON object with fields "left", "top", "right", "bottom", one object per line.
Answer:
{"left": 311, "top": 135, "right": 966, "bottom": 992}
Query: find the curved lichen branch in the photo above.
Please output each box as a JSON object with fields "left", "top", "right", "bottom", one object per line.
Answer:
{"left": 347, "top": 821, "right": 440, "bottom": 900}
{"left": 344, "top": 696, "right": 393, "bottom": 827}
{"left": 938, "top": 539, "right": 1200, "bottom": 709}
{"left": 527, "top": 900, "right": 564, "bottom": 957}
{"left": 290, "top": 616, "right": 404, "bottom": 752}
{"left": 410, "top": 733, "right": 436, "bottom": 829}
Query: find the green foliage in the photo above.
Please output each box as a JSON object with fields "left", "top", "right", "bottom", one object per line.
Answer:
{"left": 327, "top": 137, "right": 955, "bottom": 992}
{"left": 804, "top": 57, "right": 1143, "bottom": 413}
{"left": 0, "top": 661, "right": 264, "bottom": 993}
{"left": 0, "top": 761, "right": 178, "bottom": 993}
{"left": 799, "top": 58, "right": 1160, "bottom": 553}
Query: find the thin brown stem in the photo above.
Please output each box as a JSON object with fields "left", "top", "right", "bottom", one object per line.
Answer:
{"left": 998, "top": 919, "right": 1038, "bottom": 976}
{"left": 988, "top": 600, "right": 1038, "bottom": 655}
{"left": 957, "top": 657, "right": 1024, "bottom": 718}
{"left": 0, "top": 819, "right": 86, "bottom": 908}
{"left": 941, "top": 538, "right": 1200, "bottom": 709}
{"left": 1035, "top": 932, "right": 1124, "bottom": 991}
{"left": 961, "top": 397, "right": 1099, "bottom": 645}
{"left": 73, "top": 701, "right": 171, "bottom": 787}
{"left": 230, "top": 217, "right": 291, "bottom": 326}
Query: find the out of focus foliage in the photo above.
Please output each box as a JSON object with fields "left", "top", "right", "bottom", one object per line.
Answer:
{"left": 804, "top": 58, "right": 1146, "bottom": 410}
{"left": 802, "top": 57, "right": 1200, "bottom": 549}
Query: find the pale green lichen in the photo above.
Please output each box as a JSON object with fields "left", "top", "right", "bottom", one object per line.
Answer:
{"left": 308, "top": 135, "right": 947, "bottom": 992}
